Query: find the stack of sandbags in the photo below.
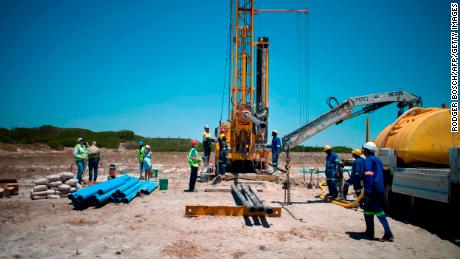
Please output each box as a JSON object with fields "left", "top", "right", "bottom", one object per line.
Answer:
{"left": 30, "top": 172, "right": 82, "bottom": 200}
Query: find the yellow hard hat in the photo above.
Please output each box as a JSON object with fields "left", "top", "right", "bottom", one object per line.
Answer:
{"left": 323, "top": 145, "right": 332, "bottom": 151}
{"left": 220, "top": 134, "right": 225, "bottom": 138}
{"left": 352, "top": 148, "right": 362, "bottom": 156}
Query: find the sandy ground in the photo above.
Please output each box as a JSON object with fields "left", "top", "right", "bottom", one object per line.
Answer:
{"left": 0, "top": 149, "right": 459, "bottom": 258}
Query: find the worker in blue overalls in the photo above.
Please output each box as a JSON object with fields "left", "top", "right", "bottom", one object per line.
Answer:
{"left": 361, "top": 141, "right": 394, "bottom": 242}
{"left": 218, "top": 129, "right": 228, "bottom": 175}
{"left": 324, "top": 145, "right": 339, "bottom": 198}
{"left": 270, "top": 130, "right": 282, "bottom": 173}
{"left": 343, "top": 148, "right": 365, "bottom": 199}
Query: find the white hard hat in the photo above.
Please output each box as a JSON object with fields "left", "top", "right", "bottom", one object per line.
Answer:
{"left": 204, "top": 125, "right": 209, "bottom": 129}
{"left": 145, "top": 145, "right": 151, "bottom": 149}
{"left": 77, "top": 137, "right": 83, "bottom": 143}
{"left": 272, "top": 130, "right": 278, "bottom": 134}
{"left": 363, "top": 142, "right": 377, "bottom": 152}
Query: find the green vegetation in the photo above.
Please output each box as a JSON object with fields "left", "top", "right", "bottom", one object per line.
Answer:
{"left": 0, "top": 125, "right": 351, "bottom": 152}
{"left": 0, "top": 125, "right": 196, "bottom": 151}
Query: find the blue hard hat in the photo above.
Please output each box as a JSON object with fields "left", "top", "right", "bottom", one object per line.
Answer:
{"left": 138, "top": 140, "right": 144, "bottom": 145}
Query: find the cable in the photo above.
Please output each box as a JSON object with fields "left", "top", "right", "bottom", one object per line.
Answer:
{"left": 296, "top": 13, "right": 303, "bottom": 125}
{"left": 305, "top": 13, "right": 310, "bottom": 123}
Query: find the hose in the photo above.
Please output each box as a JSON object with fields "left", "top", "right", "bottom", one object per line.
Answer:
{"left": 318, "top": 181, "right": 364, "bottom": 208}
{"left": 326, "top": 96, "right": 340, "bottom": 109}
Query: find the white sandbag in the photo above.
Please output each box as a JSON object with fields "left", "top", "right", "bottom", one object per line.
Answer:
{"left": 32, "top": 196, "right": 47, "bottom": 200}
{"left": 64, "top": 179, "right": 77, "bottom": 187}
{"left": 58, "top": 184, "right": 71, "bottom": 191}
{"left": 50, "top": 187, "right": 58, "bottom": 191}
{"left": 76, "top": 183, "right": 82, "bottom": 189}
{"left": 31, "top": 190, "right": 55, "bottom": 197}
{"left": 47, "top": 174, "right": 61, "bottom": 182}
{"left": 60, "top": 193, "right": 69, "bottom": 198}
{"left": 47, "top": 194, "right": 60, "bottom": 199}
{"left": 60, "top": 172, "right": 74, "bottom": 181}
{"left": 32, "top": 185, "right": 48, "bottom": 192}
{"left": 47, "top": 181, "right": 62, "bottom": 188}
{"left": 70, "top": 187, "right": 77, "bottom": 193}
{"left": 34, "top": 178, "right": 49, "bottom": 185}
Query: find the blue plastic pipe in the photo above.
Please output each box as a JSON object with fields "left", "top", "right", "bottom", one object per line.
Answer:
{"left": 73, "top": 182, "right": 105, "bottom": 202}
{"left": 120, "top": 181, "right": 143, "bottom": 198}
{"left": 69, "top": 174, "right": 130, "bottom": 203}
{"left": 96, "top": 174, "right": 130, "bottom": 195}
{"left": 122, "top": 183, "right": 143, "bottom": 203}
{"left": 93, "top": 188, "right": 118, "bottom": 207}
{"left": 113, "top": 177, "right": 140, "bottom": 196}
{"left": 141, "top": 181, "right": 158, "bottom": 194}
{"left": 68, "top": 182, "right": 100, "bottom": 201}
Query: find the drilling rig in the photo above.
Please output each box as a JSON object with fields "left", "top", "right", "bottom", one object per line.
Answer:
{"left": 215, "top": 0, "right": 308, "bottom": 173}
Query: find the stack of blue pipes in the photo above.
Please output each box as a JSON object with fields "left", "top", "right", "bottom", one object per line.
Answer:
{"left": 68, "top": 174, "right": 158, "bottom": 208}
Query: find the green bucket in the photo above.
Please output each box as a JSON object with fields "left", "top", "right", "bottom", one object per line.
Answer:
{"left": 159, "top": 178, "right": 168, "bottom": 190}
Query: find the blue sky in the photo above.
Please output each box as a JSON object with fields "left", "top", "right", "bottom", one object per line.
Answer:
{"left": 0, "top": 0, "right": 450, "bottom": 148}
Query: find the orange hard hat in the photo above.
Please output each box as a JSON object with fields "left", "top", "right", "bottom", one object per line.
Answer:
{"left": 191, "top": 139, "right": 198, "bottom": 146}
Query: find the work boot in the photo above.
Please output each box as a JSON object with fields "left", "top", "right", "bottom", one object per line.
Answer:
{"left": 358, "top": 231, "right": 375, "bottom": 240}
{"left": 343, "top": 188, "right": 348, "bottom": 200}
{"left": 379, "top": 233, "right": 394, "bottom": 242}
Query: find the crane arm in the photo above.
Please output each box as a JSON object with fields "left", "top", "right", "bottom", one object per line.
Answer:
{"left": 281, "top": 90, "right": 421, "bottom": 150}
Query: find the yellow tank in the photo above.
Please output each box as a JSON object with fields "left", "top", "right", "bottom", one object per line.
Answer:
{"left": 375, "top": 108, "right": 460, "bottom": 166}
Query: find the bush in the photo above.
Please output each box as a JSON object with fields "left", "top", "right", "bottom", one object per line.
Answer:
{"left": 47, "top": 140, "right": 64, "bottom": 150}
{"left": 0, "top": 126, "right": 203, "bottom": 152}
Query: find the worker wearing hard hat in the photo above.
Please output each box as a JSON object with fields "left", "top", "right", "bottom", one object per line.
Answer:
{"left": 343, "top": 149, "right": 365, "bottom": 199}
{"left": 270, "top": 130, "right": 282, "bottom": 173}
{"left": 218, "top": 129, "right": 228, "bottom": 175}
{"left": 360, "top": 141, "right": 394, "bottom": 242}
{"left": 185, "top": 139, "right": 201, "bottom": 192}
{"left": 87, "top": 141, "right": 100, "bottom": 183}
{"left": 74, "top": 137, "right": 88, "bottom": 184}
{"left": 138, "top": 140, "right": 146, "bottom": 179}
{"left": 324, "top": 145, "right": 339, "bottom": 198}
{"left": 202, "top": 125, "right": 216, "bottom": 165}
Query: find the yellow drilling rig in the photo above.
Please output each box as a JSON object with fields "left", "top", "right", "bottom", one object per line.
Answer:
{"left": 215, "top": 0, "right": 308, "bottom": 174}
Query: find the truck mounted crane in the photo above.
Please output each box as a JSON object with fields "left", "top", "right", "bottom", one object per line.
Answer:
{"left": 280, "top": 89, "right": 422, "bottom": 204}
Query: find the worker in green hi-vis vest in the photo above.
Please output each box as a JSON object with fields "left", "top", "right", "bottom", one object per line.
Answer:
{"left": 185, "top": 139, "right": 201, "bottom": 192}
{"left": 137, "top": 140, "right": 146, "bottom": 179}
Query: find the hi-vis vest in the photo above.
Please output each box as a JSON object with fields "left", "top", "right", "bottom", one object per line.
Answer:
{"left": 188, "top": 148, "right": 199, "bottom": 167}
{"left": 74, "top": 144, "right": 87, "bottom": 161}
{"left": 138, "top": 146, "right": 146, "bottom": 162}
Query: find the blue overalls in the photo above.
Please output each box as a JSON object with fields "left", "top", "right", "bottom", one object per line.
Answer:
{"left": 325, "top": 152, "right": 339, "bottom": 197}
{"left": 218, "top": 137, "right": 228, "bottom": 175}
{"left": 271, "top": 136, "right": 282, "bottom": 170}
{"left": 344, "top": 156, "right": 365, "bottom": 196}
{"left": 363, "top": 154, "right": 393, "bottom": 237}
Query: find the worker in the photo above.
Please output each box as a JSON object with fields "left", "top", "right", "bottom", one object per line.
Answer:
{"left": 361, "top": 141, "right": 394, "bottom": 242}
{"left": 143, "top": 145, "right": 152, "bottom": 180}
{"left": 218, "top": 129, "right": 228, "bottom": 175}
{"left": 343, "top": 149, "right": 365, "bottom": 199}
{"left": 270, "top": 130, "right": 282, "bottom": 173}
{"left": 74, "top": 137, "right": 88, "bottom": 184}
{"left": 87, "top": 141, "right": 100, "bottom": 182}
{"left": 324, "top": 145, "right": 339, "bottom": 198}
{"left": 202, "top": 125, "right": 215, "bottom": 165}
{"left": 138, "top": 140, "right": 146, "bottom": 179}
{"left": 185, "top": 140, "right": 201, "bottom": 192}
